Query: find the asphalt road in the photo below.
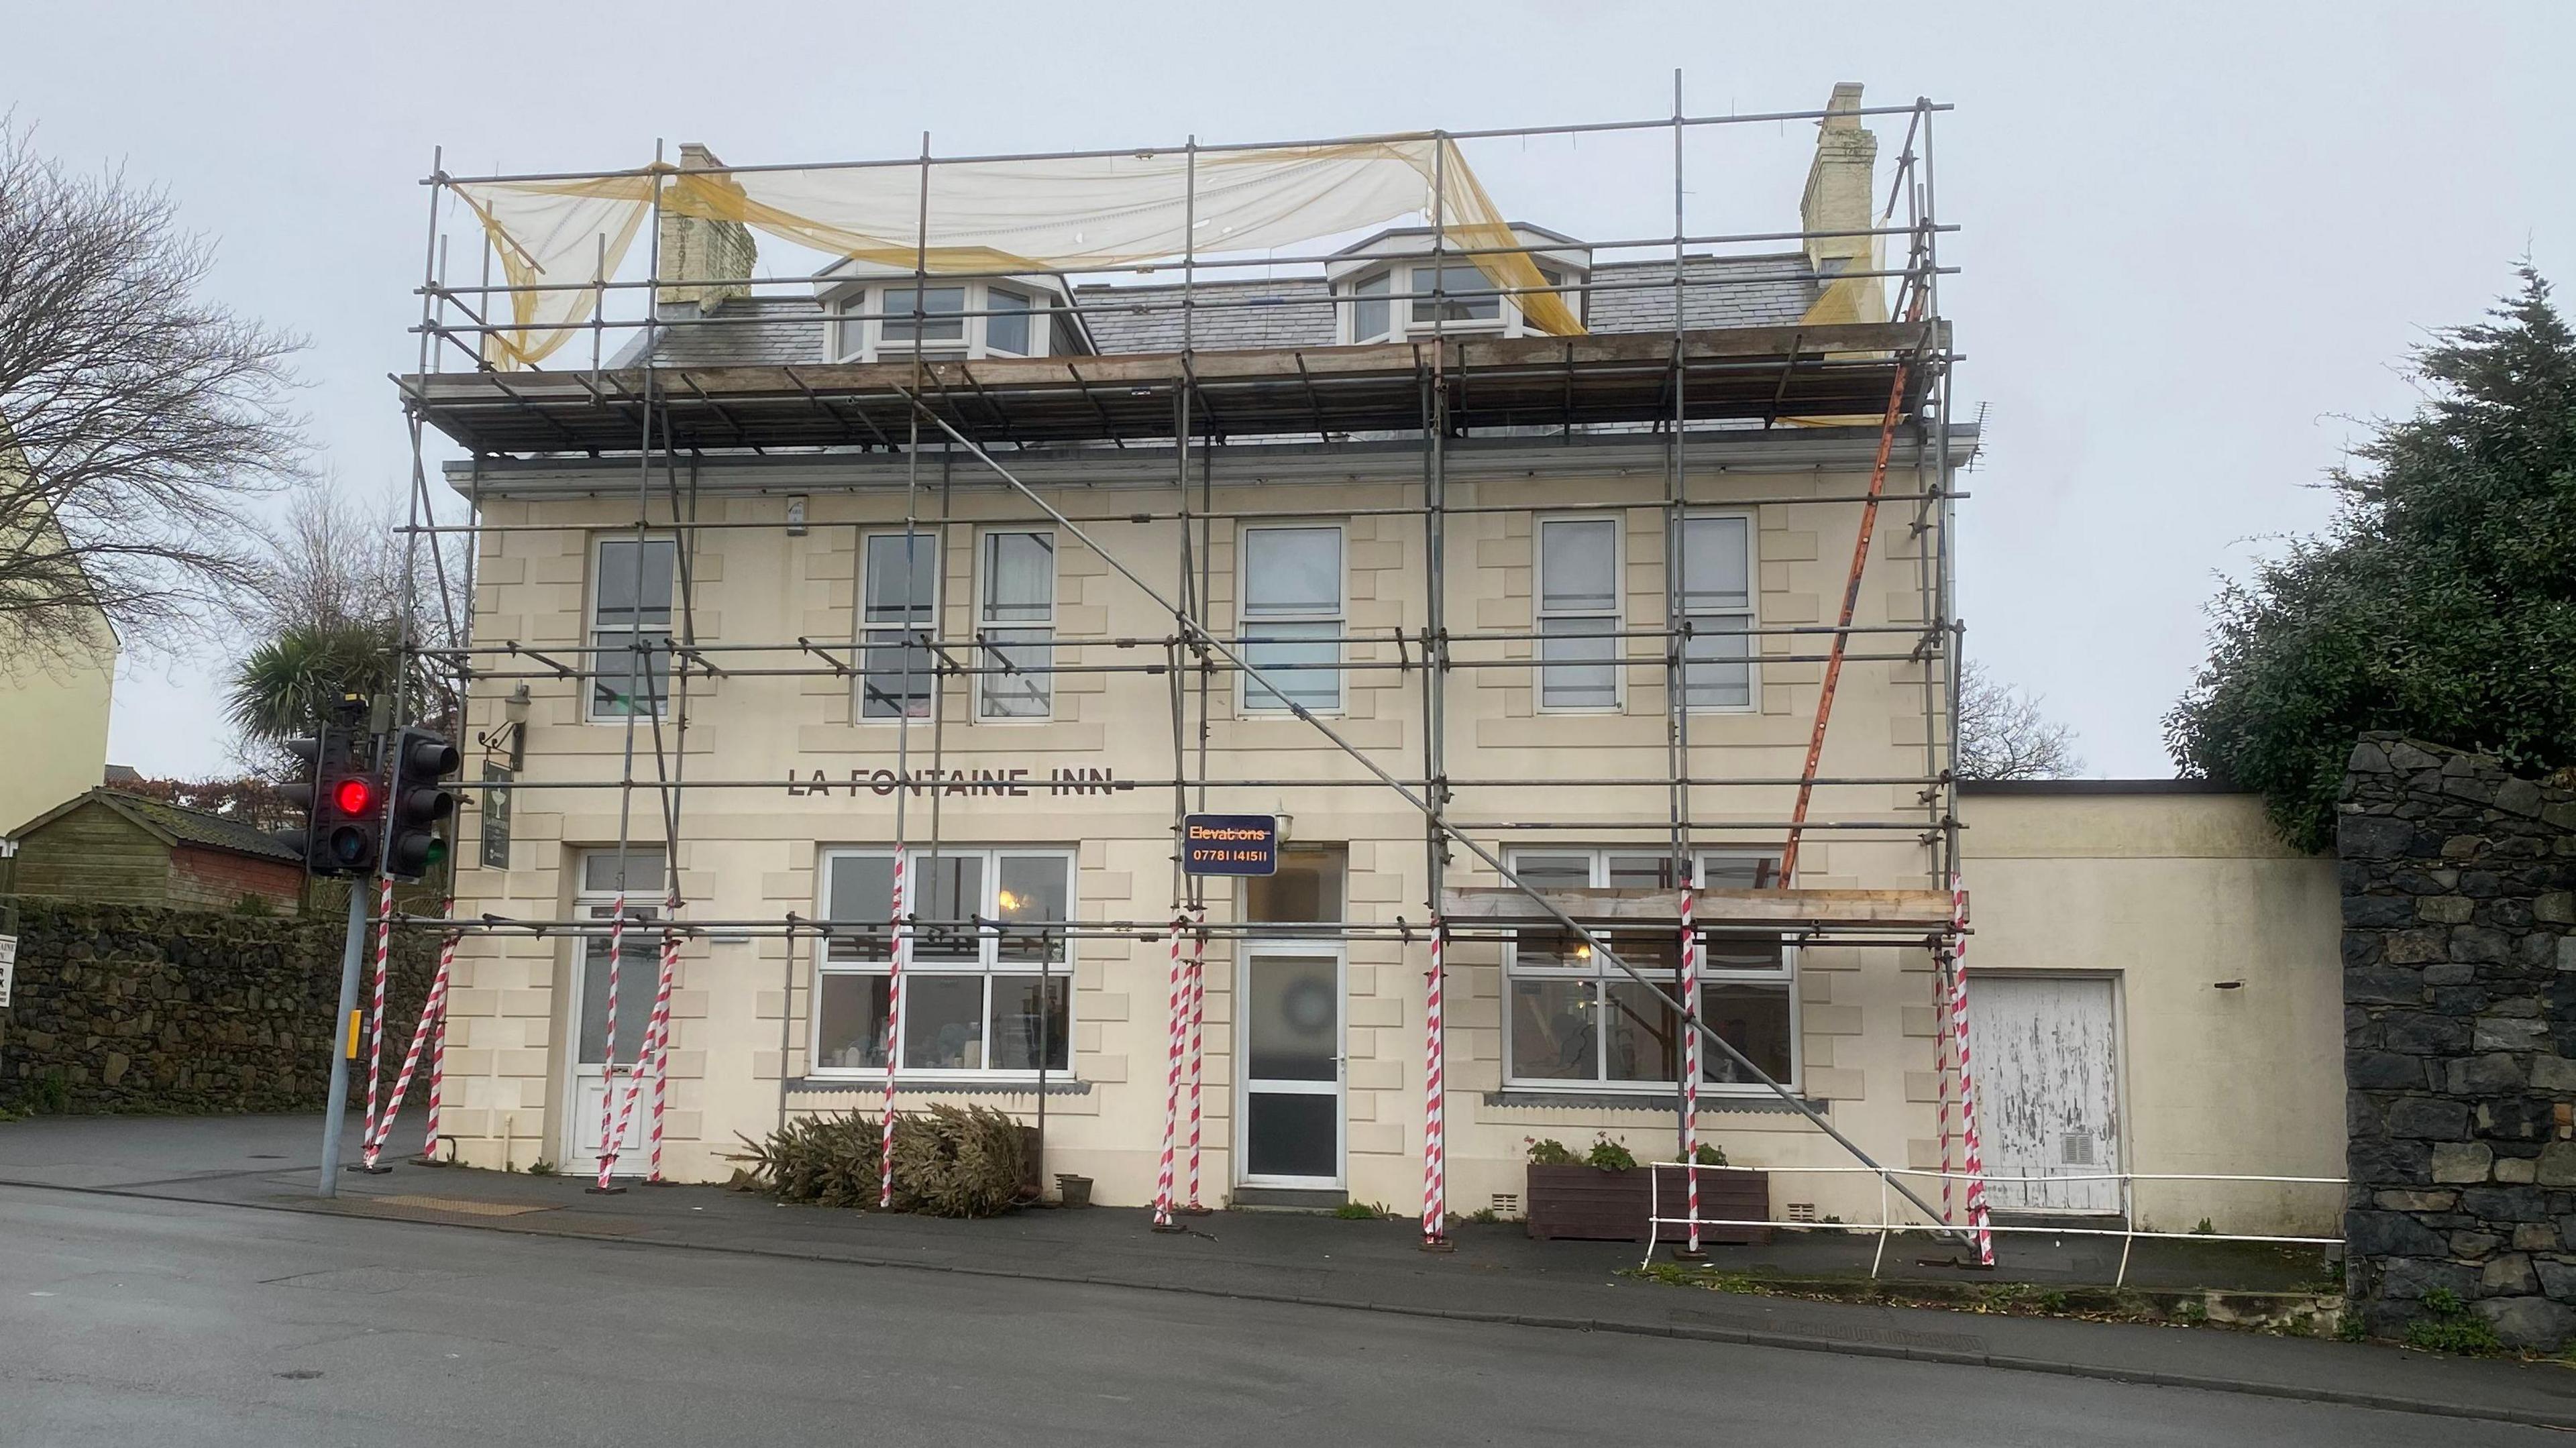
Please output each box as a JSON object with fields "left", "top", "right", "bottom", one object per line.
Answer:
{"left": 0, "top": 1184, "right": 2545, "bottom": 1447}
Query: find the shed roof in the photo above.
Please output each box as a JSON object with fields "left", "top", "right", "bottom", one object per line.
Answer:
{"left": 12, "top": 788, "right": 303, "bottom": 865}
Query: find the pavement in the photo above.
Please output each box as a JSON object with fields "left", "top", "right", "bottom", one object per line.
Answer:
{"left": 4, "top": 1111, "right": 2575, "bottom": 1437}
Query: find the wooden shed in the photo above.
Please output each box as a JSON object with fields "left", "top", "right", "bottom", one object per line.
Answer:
{"left": 5, "top": 789, "right": 306, "bottom": 913}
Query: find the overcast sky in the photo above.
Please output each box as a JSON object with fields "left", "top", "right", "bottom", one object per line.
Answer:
{"left": 12, "top": 1, "right": 2571, "bottom": 779}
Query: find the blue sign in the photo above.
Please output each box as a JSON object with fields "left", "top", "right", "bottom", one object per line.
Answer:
{"left": 1183, "top": 814, "right": 1279, "bottom": 877}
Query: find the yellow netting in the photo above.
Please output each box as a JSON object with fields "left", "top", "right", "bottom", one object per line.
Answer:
{"left": 454, "top": 138, "right": 1582, "bottom": 370}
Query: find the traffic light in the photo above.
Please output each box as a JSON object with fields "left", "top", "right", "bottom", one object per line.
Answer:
{"left": 280, "top": 719, "right": 382, "bottom": 878}
{"left": 384, "top": 726, "right": 460, "bottom": 882}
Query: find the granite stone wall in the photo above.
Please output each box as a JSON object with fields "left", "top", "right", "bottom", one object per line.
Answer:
{"left": 0, "top": 899, "right": 434, "bottom": 1114}
{"left": 2341, "top": 734, "right": 2576, "bottom": 1348}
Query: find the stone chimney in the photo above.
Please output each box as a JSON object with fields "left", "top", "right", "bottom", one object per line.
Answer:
{"left": 657, "top": 143, "right": 755, "bottom": 311}
{"left": 1799, "top": 82, "right": 1882, "bottom": 321}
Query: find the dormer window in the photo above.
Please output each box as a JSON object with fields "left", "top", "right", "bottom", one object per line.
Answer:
{"left": 986, "top": 288, "right": 1033, "bottom": 355}
{"left": 1410, "top": 264, "right": 1502, "bottom": 326}
{"left": 819, "top": 273, "right": 1072, "bottom": 363}
{"left": 883, "top": 286, "right": 966, "bottom": 347}
{"left": 1330, "top": 225, "right": 1588, "bottom": 346}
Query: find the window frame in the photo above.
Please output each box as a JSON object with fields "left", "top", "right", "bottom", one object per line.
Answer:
{"left": 585, "top": 533, "right": 679, "bottom": 724}
{"left": 975, "top": 527, "right": 1057, "bottom": 723}
{"left": 1346, "top": 271, "right": 1393, "bottom": 343}
{"left": 1533, "top": 513, "right": 1625, "bottom": 713}
{"left": 879, "top": 283, "right": 969, "bottom": 351}
{"left": 1499, "top": 848, "right": 1796, "bottom": 1097}
{"left": 857, "top": 529, "right": 940, "bottom": 725}
{"left": 810, "top": 846, "right": 1079, "bottom": 1083}
{"left": 831, "top": 281, "right": 1055, "bottom": 362}
{"left": 1334, "top": 258, "right": 1580, "bottom": 345}
{"left": 1235, "top": 521, "right": 1346, "bottom": 717}
{"left": 984, "top": 285, "right": 1036, "bottom": 356}
{"left": 1406, "top": 262, "right": 1505, "bottom": 329}
{"left": 1681, "top": 509, "right": 1761, "bottom": 716}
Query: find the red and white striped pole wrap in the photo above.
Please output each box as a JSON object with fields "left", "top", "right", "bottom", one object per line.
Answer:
{"left": 608, "top": 907, "right": 677, "bottom": 1186}
{"left": 1183, "top": 908, "right": 1208, "bottom": 1212}
{"left": 361, "top": 875, "right": 393, "bottom": 1154}
{"left": 591, "top": 891, "right": 627, "bottom": 1190}
{"left": 421, "top": 914, "right": 457, "bottom": 1159}
{"left": 364, "top": 907, "right": 455, "bottom": 1166}
{"left": 1947, "top": 875, "right": 1994, "bottom": 1265}
{"left": 1935, "top": 962, "right": 1956, "bottom": 1223}
{"left": 649, "top": 894, "right": 680, "bottom": 1182}
{"left": 1420, "top": 917, "right": 1446, "bottom": 1244}
{"left": 881, "top": 844, "right": 908, "bottom": 1209}
{"left": 1681, "top": 885, "right": 1701, "bottom": 1254}
{"left": 1151, "top": 913, "right": 1188, "bottom": 1228}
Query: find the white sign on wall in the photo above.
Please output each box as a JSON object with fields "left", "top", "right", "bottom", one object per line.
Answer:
{"left": 0, "top": 934, "right": 15, "bottom": 1010}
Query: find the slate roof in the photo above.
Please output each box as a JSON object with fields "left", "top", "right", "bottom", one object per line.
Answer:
{"left": 14, "top": 788, "right": 304, "bottom": 864}
{"left": 1073, "top": 277, "right": 1337, "bottom": 355}
{"left": 629, "top": 252, "right": 1824, "bottom": 369}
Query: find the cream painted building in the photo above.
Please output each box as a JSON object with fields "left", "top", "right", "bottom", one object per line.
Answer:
{"left": 0, "top": 449, "right": 117, "bottom": 838}
{"left": 401, "top": 90, "right": 2341, "bottom": 1235}
{"left": 1957, "top": 783, "right": 2343, "bottom": 1235}
{"left": 0, "top": 634, "right": 114, "bottom": 838}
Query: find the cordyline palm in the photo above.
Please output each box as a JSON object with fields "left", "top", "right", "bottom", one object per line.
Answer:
{"left": 225, "top": 622, "right": 399, "bottom": 742}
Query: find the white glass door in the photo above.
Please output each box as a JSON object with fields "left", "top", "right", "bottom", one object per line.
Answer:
{"left": 566, "top": 906, "right": 657, "bottom": 1172}
{"left": 1237, "top": 949, "right": 1344, "bottom": 1187}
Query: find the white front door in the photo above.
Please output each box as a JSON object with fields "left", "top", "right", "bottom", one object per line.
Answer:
{"left": 566, "top": 906, "right": 658, "bottom": 1172}
{"left": 1970, "top": 974, "right": 2121, "bottom": 1214}
{"left": 1237, "top": 949, "right": 1344, "bottom": 1187}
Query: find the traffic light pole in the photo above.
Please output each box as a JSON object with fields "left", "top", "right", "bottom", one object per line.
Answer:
{"left": 316, "top": 881, "right": 370, "bottom": 1196}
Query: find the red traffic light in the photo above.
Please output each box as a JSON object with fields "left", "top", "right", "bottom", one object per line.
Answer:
{"left": 333, "top": 777, "right": 376, "bottom": 816}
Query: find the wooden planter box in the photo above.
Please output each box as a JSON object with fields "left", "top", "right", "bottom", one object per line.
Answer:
{"left": 1525, "top": 1164, "right": 1771, "bottom": 1245}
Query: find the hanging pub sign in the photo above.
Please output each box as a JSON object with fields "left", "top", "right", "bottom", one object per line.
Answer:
{"left": 1183, "top": 814, "right": 1280, "bottom": 877}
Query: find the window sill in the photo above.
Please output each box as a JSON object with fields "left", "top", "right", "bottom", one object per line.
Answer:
{"left": 789, "top": 1076, "right": 1091, "bottom": 1097}
{"left": 1483, "top": 1089, "right": 1819, "bottom": 1115}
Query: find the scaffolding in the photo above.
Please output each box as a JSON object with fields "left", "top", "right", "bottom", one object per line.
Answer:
{"left": 381, "top": 79, "right": 1977, "bottom": 1247}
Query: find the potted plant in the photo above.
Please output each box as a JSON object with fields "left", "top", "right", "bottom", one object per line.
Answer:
{"left": 1524, "top": 1135, "right": 1771, "bottom": 1245}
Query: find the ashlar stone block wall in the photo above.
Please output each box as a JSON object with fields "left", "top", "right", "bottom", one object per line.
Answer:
{"left": 2341, "top": 734, "right": 2576, "bottom": 1348}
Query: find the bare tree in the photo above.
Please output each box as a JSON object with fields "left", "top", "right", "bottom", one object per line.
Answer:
{"left": 0, "top": 118, "right": 307, "bottom": 660}
{"left": 1955, "top": 659, "right": 2084, "bottom": 781}
{"left": 225, "top": 486, "right": 466, "bottom": 777}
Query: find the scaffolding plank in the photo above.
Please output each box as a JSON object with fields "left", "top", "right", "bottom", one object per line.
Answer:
{"left": 1439, "top": 885, "right": 1953, "bottom": 930}
{"left": 403, "top": 320, "right": 1945, "bottom": 457}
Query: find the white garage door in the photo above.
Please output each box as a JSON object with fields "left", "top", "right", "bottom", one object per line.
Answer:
{"left": 1970, "top": 975, "right": 2121, "bottom": 1215}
